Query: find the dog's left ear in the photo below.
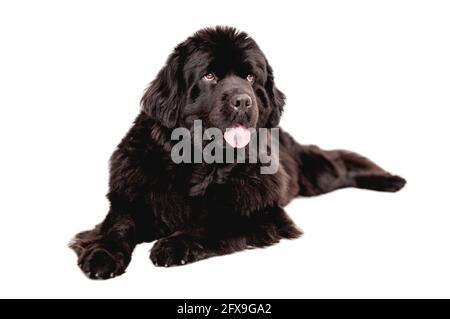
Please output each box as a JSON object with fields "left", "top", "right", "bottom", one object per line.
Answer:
{"left": 141, "top": 50, "right": 185, "bottom": 128}
{"left": 265, "top": 60, "right": 286, "bottom": 127}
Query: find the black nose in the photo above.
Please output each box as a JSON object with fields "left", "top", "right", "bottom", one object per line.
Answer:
{"left": 230, "top": 94, "right": 252, "bottom": 109}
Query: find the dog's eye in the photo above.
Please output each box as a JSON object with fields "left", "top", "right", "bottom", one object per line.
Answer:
{"left": 246, "top": 74, "right": 255, "bottom": 83}
{"left": 203, "top": 73, "right": 216, "bottom": 81}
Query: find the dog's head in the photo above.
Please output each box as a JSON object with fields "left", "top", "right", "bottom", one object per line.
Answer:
{"left": 141, "top": 26, "right": 285, "bottom": 143}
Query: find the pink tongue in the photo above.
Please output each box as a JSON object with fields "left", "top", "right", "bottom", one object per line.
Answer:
{"left": 224, "top": 125, "right": 251, "bottom": 148}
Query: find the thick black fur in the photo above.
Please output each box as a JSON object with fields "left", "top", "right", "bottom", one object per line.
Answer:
{"left": 70, "top": 27, "right": 406, "bottom": 279}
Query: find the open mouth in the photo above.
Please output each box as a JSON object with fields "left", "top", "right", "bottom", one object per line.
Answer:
{"left": 223, "top": 125, "right": 251, "bottom": 148}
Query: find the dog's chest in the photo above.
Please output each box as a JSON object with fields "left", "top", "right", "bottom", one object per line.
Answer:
{"left": 199, "top": 163, "right": 289, "bottom": 215}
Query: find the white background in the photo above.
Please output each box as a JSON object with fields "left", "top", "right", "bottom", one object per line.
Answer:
{"left": 0, "top": 0, "right": 449, "bottom": 299}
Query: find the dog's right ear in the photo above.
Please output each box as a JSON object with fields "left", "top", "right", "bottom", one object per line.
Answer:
{"left": 141, "top": 50, "right": 184, "bottom": 128}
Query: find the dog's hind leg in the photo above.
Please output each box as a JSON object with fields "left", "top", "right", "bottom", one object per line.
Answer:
{"left": 297, "top": 145, "right": 406, "bottom": 196}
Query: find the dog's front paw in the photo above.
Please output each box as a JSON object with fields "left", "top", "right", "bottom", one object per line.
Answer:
{"left": 78, "top": 247, "right": 126, "bottom": 280}
{"left": 150, "top": 234, "right": 206, "bottom": 267}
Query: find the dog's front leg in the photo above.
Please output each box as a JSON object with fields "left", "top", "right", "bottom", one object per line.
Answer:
{"left": 70, "top": 211, "right": 137, "bottom": 279}
{"left": 149, "top": 206, "right": 302, "bottom": 267}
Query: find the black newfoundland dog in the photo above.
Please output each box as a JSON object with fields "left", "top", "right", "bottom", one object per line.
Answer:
{"left": 70, "top": 26, "right": 406, "bottom": 279}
